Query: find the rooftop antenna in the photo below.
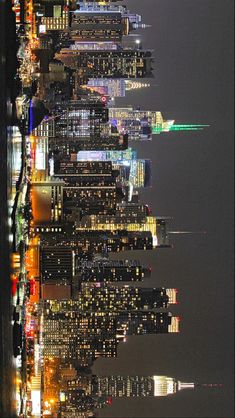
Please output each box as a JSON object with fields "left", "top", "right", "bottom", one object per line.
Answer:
{"left": 152, "top": 124, "right": 210, "bottom": 134}
{"left": 168, "top": 231, "right": 208, "bottom": 235}
{"left": 197, "top": 383, "right": 224, "bottom": 389}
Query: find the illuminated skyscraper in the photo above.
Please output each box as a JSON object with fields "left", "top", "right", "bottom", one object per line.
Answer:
{"left": 70, "top": 11, "right": 130, "bottom": 42}
{"left": 53, "top": 98, "right": 109, "bottom": 138}
{"left": 54, "top": 160, "right": 122, "bottom": 217}
{"left": 76, "top": 209, "right": 171, "bottom": 248}
{"left": 109, "top": 107, "right": 174, "bottom": 141}
{"left": 77, "top": 148, "right": 137, "bottom": 162}
{"left": 55, "top": 49, "right": 154, "bottom": 80}
{"left": 43, "top": 302, "right": 179, "bottom": 361}
{"left": 40, "top": 230, "right": 155, "bottom": 260}
{"left": 125, "top": 80, "right": 151, "bottom": 91}
{"left": 50, "top": 132, "right": 128, "bottom": 154}
{"left": 69, "top": 7, "right": 149, "bottom": 43}
{"left": 109, "top": 107, "right": 208, "bottom": 140}
{"left": 74, "top": 284, "right": 178, "bottom": 311}
{"left": 112, "top": 158, "right": 151, "bottom": 188}
{"left": 84, "top": 79, "right": 151, "bottom": 99}
{"left": 39, "top": 7, "right": 69, "bottom": 32}
{"left": 75, "top": 149, "right": 151, "bottom": 188}
{"left": 92, "top": 375, "right": 194, "bottom": 398}
{"left": 40, "top": 246, "right": 73, "bottom": 285}
{"left": 85, "top": 78, "right": 126, "bottom": 98}
{"left": 76, "top": 258, "right": 151, "bottom": 283}
{"left": 38, "top": 96, "right": 108, "bottom": 139}
{"left": 60, "top": 374, "right": 195, "bottom": 415}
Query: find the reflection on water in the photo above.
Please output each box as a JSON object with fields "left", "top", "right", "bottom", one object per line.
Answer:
{"left": 8, "top": 126, "right": 22, "bottom": 193}
{"left": 11, "top": 127, "right": 22, "bottom": 183}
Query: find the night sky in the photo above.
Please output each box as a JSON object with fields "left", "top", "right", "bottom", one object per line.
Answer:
{"left": 94, "top": 1, "right": 234, "bottom": 417}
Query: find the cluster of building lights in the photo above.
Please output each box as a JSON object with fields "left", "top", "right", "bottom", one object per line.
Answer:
{"left": 12, "top": 0, "right": 210, "bottom": 416}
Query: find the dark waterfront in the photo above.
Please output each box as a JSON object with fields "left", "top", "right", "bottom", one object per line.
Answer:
{"left": 0, "top": 2, "right": 17, "bottom": 417}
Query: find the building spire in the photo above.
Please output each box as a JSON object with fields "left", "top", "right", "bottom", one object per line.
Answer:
{"left": 133, "top": 23, "right": 152, "bottom": 29}
{"left": 170, "top": 124, "right": 210, "bottom": 131}
{"left": 168, "top": 231, "right": 207, "bottom": 235}
{"left": 178, "top": 381, "right": 195, "bottom": 391}
{"left": 125, "top": 80, "right": 151, "bottom": 91}
{"left": 152, "top": 123, "right": 210, "bottom": 134}
{"left": 199, "top": 383, "right": 224, "bottom": 388}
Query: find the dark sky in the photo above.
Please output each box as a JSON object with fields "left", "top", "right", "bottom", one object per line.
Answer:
{"left": 94, "top": 1, "right": 234, "bottom": 417}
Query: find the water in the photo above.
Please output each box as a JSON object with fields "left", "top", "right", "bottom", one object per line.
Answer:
{"left": 0, "top": 2, "right": 19, "bottom": 416}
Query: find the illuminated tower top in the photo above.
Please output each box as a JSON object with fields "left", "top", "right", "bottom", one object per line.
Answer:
{"left": 154, "top": 376, "right": 195, "bottom": 396}
{"left": 93, "top": 375, "right": 195, "bottom": 398}
{"left": 109, "top": 107, "right": 209, "bottom": 140}
{"left": 76, "top": 211, "right": 171, "bottom": 248}
{"left": 125, "top": 80, "right": 151, "bottom": 91}
{"left": 60, "top": 375, "right": 220, "bottom": 415}
{"left": 152, "top": 123, "right": 210, "bottom": 134}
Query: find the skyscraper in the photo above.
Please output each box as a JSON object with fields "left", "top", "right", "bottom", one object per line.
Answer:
{"left": 55, "top": 49, "right": 154, "bottom": 80}
{"left": 84, "top": 79, "right": 151, "bottom": 99}
{"left": 74, "top": 285, "right": 178, "bottom": 311}
{"left": 39, "top": 230, "right": 155, "bottom": 260}
{"left": 76, "top": 150, "right": 152, "bottom": 188}
{"left": 60, "top": 374, "right": 195, "bottom": 415}
{"left": 76, "top": 258, "right": 151, "bottom": 283}
{"left": 54, "top": 160, "right": 121, "bottom": 217}
{"left": 43, "top": 302, "right": 179, "bottom": 361}
{"left": 70, "top": 11, "right": 130, "bottom": 42}
{"left": 109, "top": 107, "right": 208, "bottom": 140}
{"left": 92, "top": 375, "right": 195, "bottom": 397}
{"left": 109, "top": 107, "right": 175, "bottom": 141}
{"left": 76, "top": 210, "right": 171, "bottom": 248}
{"left": 40, "top": 246, "right": 74, "bottom": 285}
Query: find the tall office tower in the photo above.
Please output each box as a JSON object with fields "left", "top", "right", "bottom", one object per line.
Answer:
{"left": 43, "top": 305, "right": 118, "bottom": 360}
{"left": 77, "top": 148, "right": 138, "bottom": 162}
{"left": 39, "top": 230, "right": 155, "bottom": 263}
{"left": 49, "top": 130, "right": 129, "bottom": 154}
{"left": 85, "top": 78, "right": 126, "bottom": 98}
{"left": 55, "top": 159, "right": 115, "bottom": 176}
{"left": 54, "top": 160, "right": 122, "bottom": 217}
{"left": 39, "top": 7, "right": 69, "bottom": 32}
{"left": 92, "top": 375, "right": 195, "bottom": 398}
{"left": 69, "top": 9, "right": 147, "bottom": 42}
{"left": 60, "top": 375, "right": 195, "bottom": 415}
{"left": 70, "top": 41, "right": 120, "bottom": 52}
{"left": 39, "top": 96, "right": 108, "bottom": 139}
{"left": 43, "top": 303, "right": 179, "bottom": 361}
{"left": 70, "top": 11, "right": 129, "bottom": 42}
{"left": 76, "top": 149, "right": 151, "bottom": 189}
{"left": 50, "top": 133, "right": 128, "bottom": 154}
{"left": 109, "top": 107, "right": 175, "bottom": 141}
{"left": 117, "top": 311, "right": 180, "bottom": 336}
{"left": 75, "top": 285, "right": 178, "bottom": 311}
{"left": 76, "top": 258, "right": 151, "bottom": 283}
{"left": 55, "top": 49, "right": 154, "bottom": 80}
{"left": 77, "top": 3, "right": 127, "bottom": 12}
{"left": 98, "top": 158, "right": 151, "bottom": 188}
{"left": 53, "top": 98, "right": 109, "bottom": 138}
{"left": 40, "top": 246, "right": 74, "bottom": 285}
{"left": 113, "top": 202, "right": 151, "bottom": 222}
{"left": 31, "top": 178, "right": 64, "bottom": 224}
{"left": 84, "top": 79, "right": 151, "bottom": 99}
{"left": 109, "top": 107, "right": 208, "bottom": 140}
{"left": 76, "top": 211, "right": 170, "bottom": 248}
{"left": 75, "top": 2, "right": 150, "bottom": 30}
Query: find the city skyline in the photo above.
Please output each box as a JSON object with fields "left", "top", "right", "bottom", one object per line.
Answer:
{"left": 0, "top": 0, "right": 233, "bottom": 417}
{"left": 94, "top": 1, "right": 233, "bottom": 417}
